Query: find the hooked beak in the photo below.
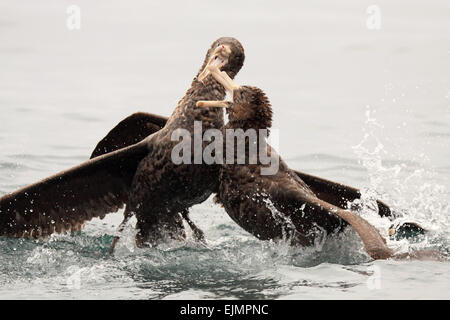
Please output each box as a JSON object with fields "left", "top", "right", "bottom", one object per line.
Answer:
{"left": 196, "top": 100, "right": 232, "bottom": 108}
{"left": 198, "top": 44, "right": 232, "bottom": 82}
{"left": 209, "top": 67, "right": 240, "bottom": 94}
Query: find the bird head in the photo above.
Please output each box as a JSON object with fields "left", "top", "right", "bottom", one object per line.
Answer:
{"left": 197, "top": 37, "right": 245, "bottom": 82}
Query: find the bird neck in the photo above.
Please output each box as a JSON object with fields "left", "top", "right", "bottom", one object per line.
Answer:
{"left": 165, "top": 76, "right": 226, "bottom": 130}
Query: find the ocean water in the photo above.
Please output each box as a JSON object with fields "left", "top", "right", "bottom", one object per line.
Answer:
{"left": 0, "top": 0, "right": 449, "bottom": 299}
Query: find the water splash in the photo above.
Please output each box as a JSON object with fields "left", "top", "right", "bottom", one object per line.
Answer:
{"left": 351, "top": 105, "right": 449, "bottom": 257}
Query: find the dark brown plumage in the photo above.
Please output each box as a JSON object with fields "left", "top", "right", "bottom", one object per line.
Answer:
{"left": 0, "top": 37, "right": 245, "bottom": 247}
{"left": 90, "top": 112, "right": 395, "bottom": 219}
{"left": 126, "top": 38, "right": 245, "bottom": 246}
{"left": 90, "top": 112, "right": 167, "bottom": 159}
{"left": 216, "top": 86, "right": 344, "bottom": 244}
{"left": 199, "top": 76, "right": 394, "bottom": 259}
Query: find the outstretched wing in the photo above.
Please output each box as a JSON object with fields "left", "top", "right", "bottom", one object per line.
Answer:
{"left": 0, "top": 140, "right": 150, "bottom": 239}
{"left": 91, "top": 112, "right": 168, "bottom": 158}
{"left": 294, "top": 171, "right": 392, "bottom": 218}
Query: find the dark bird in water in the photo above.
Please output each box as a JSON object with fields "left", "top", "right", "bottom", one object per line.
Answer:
{"left": 197, "top": 67, "right": 443, "bottom": 261}
{"left": 195, "top": 67, "right": 395, "bottom": 259}
{"left": 0, "top": 37, "right": 245, "bottom": 249}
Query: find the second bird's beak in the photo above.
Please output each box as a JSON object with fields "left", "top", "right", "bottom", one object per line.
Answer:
{"left": 210, "top": 68, "right": 240, "bottom": 94}
{"left": 196, "top": 100, "right": 231, "bottom": 108}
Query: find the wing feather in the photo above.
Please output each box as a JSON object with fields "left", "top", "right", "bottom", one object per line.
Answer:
{"left": 91, "top": 112, "right": 167, "bottom": 158}
{"left": 0, "top": 141, "right": 149, "bottom": 238}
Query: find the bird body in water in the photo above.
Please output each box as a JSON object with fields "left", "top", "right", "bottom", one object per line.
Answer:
{"left": 0, "top": 37, "right": 245, "bottom": 249}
